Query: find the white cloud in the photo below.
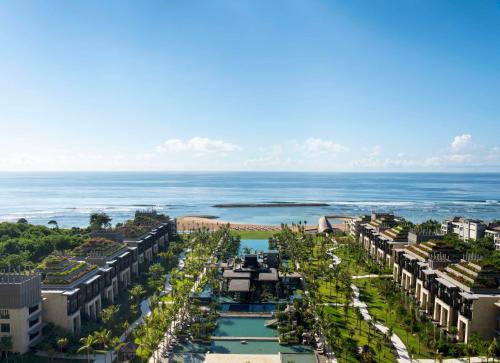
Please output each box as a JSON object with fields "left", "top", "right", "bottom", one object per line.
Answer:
{"left": 302, "top": 138, "right": 347, "bottom": 154}
{"left": 156, "top": 137, "right": 241, "bottom": 156}
{"left": 369, "top": 145, "right": 382, "bottom": 158}
{"left": 451, "top": 134, "right": 471, "bottom": 151}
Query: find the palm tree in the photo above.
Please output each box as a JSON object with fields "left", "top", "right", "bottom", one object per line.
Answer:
{"left": 465, "top": 342, "right": 475, "bottom": 363}
{"left": 48, "top": 220, "right": 58, "bottom": 229}
{"left": 0, "top": 336, "right": 13, "bottom": 363}
{"left": 100, "top": 304, "right": 119, "bottom": 329}
{"left": 376, "top": 338, "right": 382, "bottom": 363}
{"left": 56, "top": 337, "right": 68, "bottom": 354}
{"left": 78, "top": 335, "right": 96, "bottom": 363}
{"left": 355, "top": 307, "right": 363, "bottom": 333}
{"left": 47, "top": 347, "right": 57, "bottom": 363}
{"left": 487, "top": 338, "right": 498, "bottom": 363}
{"left": 89, "top": 212, "right": 112, "bottom": 230}
{"left": 111, "top": 336, "right": 126, "bottom": 363}
{"left": 94, "top": 329, "right": 112, "bottom": 363}
{"left": 129, "top": 284, "right": 146, "bottom": 307}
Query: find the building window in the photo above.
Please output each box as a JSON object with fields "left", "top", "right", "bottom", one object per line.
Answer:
{"left": 29, "top": 330, "right": 40, "bottom": 341}
{"left": 29, "top": 317, "right": 39, "bottom": 327}
{"left": 0, "top": 310, "right": 9, "bottom": 319}
{"left": 28, "top": 304, "right": 39, "bottom": 315}
{"left": 1, "top": 323, "right": 10, "bottom": 332}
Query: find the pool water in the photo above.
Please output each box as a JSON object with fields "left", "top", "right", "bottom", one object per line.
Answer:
{"left": 175, "top": 340, "right": 313, "bottom": 354}
{"left": 214, "top": 317, "right": 276, "bottom": 337}
{"left": 281, "top": 353, "right": 318, "bottom": 363}
{"left": 219, "top": 302, "right": 277, "bottom": 312}
{"left": 239, "top": 239, "right": 269, "bottom": 254}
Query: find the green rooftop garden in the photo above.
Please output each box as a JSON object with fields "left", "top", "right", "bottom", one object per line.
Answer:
{"left": 118, "top": 210, "right": 170, "bottom": 239}
{"left": 38, "top": 255, "right": 97, "bottom": 285}
{"left": 72, "top": 237, "right": 126, "bottom": 257}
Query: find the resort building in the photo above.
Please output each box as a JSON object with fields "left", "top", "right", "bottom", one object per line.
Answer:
{"left": 432, "top": 260, "right": 500, "bottom": 343}
{"left": 0, "top": 273, "right": 43, "bottom": 353}
{"left": 346, "top": 215, "right": 370, "bottom": 239}
{"left": 485, "top": 222, "right": 500, "bottom": 250}
{"left": 393, "top": 241, "right": 500, "bottom": 343}
{"left": 72, "top": 238, "right": 133, "bottom": 292}
{"left": 222, "top": 252, "right": 280, "bottom": 301}
{"left": 39, "top": 255, "right": 103, "bottom": 334}
{"left": 393, "top": 241, "right": 461, "bottom": 312}
{"left": 359, "top": 212, "right": 398, "bottom": 255}
{"left": 441, "top": 217, "right": 487, "bottom": 241}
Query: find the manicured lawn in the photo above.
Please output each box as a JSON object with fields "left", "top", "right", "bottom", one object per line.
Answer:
{"left": 323, "top": 305, "right": 397, "bottom": 363}
{"left": 357, "top": 279, "right": 434, "bottom": 359}
{"left": 318, "top": 280, "right": 349, "bottom": 304}
{"left": 1, "top": 355, "right": 93, "bottom": 363}
{"left": 232, "top": 230, "right": 277, "bottom": 239}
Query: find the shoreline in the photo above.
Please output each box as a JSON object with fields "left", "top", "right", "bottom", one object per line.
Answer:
{"left": 177, "top": 216, "right": 345, "bottom": 232}
{"left": 212, "top": 202, "right": 329, "bottom": 208}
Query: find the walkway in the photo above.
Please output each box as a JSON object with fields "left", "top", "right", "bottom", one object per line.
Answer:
{"left": 410, "top": 357, "right": 495, "bottom": 363}
{"left": 35, "top": 351, "right": 114, "bottom": 363}
{"left": 148, "top": 238, "right": 225, "bottom": 362}
{"left": 352, "top": 274, "right": 392, "bottom": 279}
{"left": 351, "top": 284, "right": 411, "bottom": 362}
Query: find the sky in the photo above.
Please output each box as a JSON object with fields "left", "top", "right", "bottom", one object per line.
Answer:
{"left": 0, "top": 0, "right": 499, "bottom": 172}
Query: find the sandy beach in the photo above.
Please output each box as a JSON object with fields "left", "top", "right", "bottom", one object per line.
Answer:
{"left": 176, "top": 216, "right": 281, "bottom": 231}
{"left": 176, "top": 216, "right": 345, "bottom": 232}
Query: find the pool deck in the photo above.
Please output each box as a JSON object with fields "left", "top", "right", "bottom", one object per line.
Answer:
{"left": 211, "top": 336, "right": 278, "bottom": 341}
{"left": 204, "top": 353, "right": 281, "bottom": 363}
{"left": 218, "top": 312, "right": 273, "bottom": 317}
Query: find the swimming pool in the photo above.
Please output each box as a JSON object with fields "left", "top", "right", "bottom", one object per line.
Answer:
{"left": 219, "top": 302, "right": 277, "bottom": 312}
{"left": 239, "top": 239, "right": 269, "bottom": 254}
{"left": 214, "top": 317, "right": 276, "bottom": 337}
{"left": 175, "top": 340, "right": 313, "bottom": 354}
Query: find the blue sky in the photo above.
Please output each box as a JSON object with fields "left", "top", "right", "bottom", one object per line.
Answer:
{"left": 0, "top": 0, "right": 499, "bottom": 171}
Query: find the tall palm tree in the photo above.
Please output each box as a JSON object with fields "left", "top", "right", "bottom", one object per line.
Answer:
{"left": 94, "top": 329, "right": 112, "bottom": 363}
{"left": 0, "top": 336, "right": 13, "bottom": 363}
{"left": 111, "top": 337, "right": 126, "bottom": 363}
{"left": 487, "top": 338, "right": 498, "bottom": 363}
{"left": 78, "top": 335, "right": 96, "bottom": 363}
{"left": 56, "top": 337, "right": 68, "bottom": 354}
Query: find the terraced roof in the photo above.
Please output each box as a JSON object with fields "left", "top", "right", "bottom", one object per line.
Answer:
{"left": 72, "top": 237, "right": 127, "bottom": 257}
{"left": 440, "top": 261, "right": 500, "bottom": 290}
{"left": 38, "top": 255, "right": 97, "bottom": 285}
{"left": 405, "top": 240, "right": 459, "bottom": 261}
{"left": 380, "top": 225, "right": 409, "bottom": 241}
{"left": 367, "top": 217, "right": 397, "bottom": 230}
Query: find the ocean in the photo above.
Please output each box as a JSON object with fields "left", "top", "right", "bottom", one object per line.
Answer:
{"left": 0, "top": 172, "right": 499, "bottom": 228}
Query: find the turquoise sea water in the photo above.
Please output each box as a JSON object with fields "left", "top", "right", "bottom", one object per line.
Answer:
{"left": 0, "top": 172, "right": 499, "bottom": 227}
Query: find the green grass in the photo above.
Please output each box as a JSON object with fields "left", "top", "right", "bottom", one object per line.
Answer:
{"left": 0, "top": 354, "right": 93, "bottom": 363}
{"left": 232, "top": 230, "right": 277, "bottom": 239}
{"left": 357, "top": 280, "right": 434, "bottom": 359}
{"left": 323, "top": 305, "right": 396, "bottom": 363}
{"left": 318, "top": 280, "right": 349, "bottom": 304}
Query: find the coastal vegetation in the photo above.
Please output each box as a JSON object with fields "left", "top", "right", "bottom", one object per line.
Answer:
{"left": 0, "top": 220, "right": 85, "bottom": 270}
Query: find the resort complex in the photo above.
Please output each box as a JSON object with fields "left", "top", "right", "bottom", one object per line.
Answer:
{"left": 0, "top": 210, "right": 499, "bottom": 363}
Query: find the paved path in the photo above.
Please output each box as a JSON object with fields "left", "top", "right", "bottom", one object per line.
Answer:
{"left": 409, "top": 357, "right": 496, "bottom": 363}
{"left": 352, "top": 274, "right": 392, "bottom": 279}
{"left": 351, "top": 284, "right": 411, "bottom": 362}
{"left": 35, "top": 351, "right": 114, "bottom": 363}
{"left": 149, "top": 238, "right": 225, "bottom": 362}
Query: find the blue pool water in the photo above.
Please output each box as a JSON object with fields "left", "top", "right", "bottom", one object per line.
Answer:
{"left": 219, "top": 303, "right": 276, "bottom": 312}
{"left": 175, "top": 340, "right": 313, "bottom": 354}
{"left": 214, "top": 317, "right": 276, "bottom": 337}
{"left": 239, "top": 239, "right": 269, "bottom": 254}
